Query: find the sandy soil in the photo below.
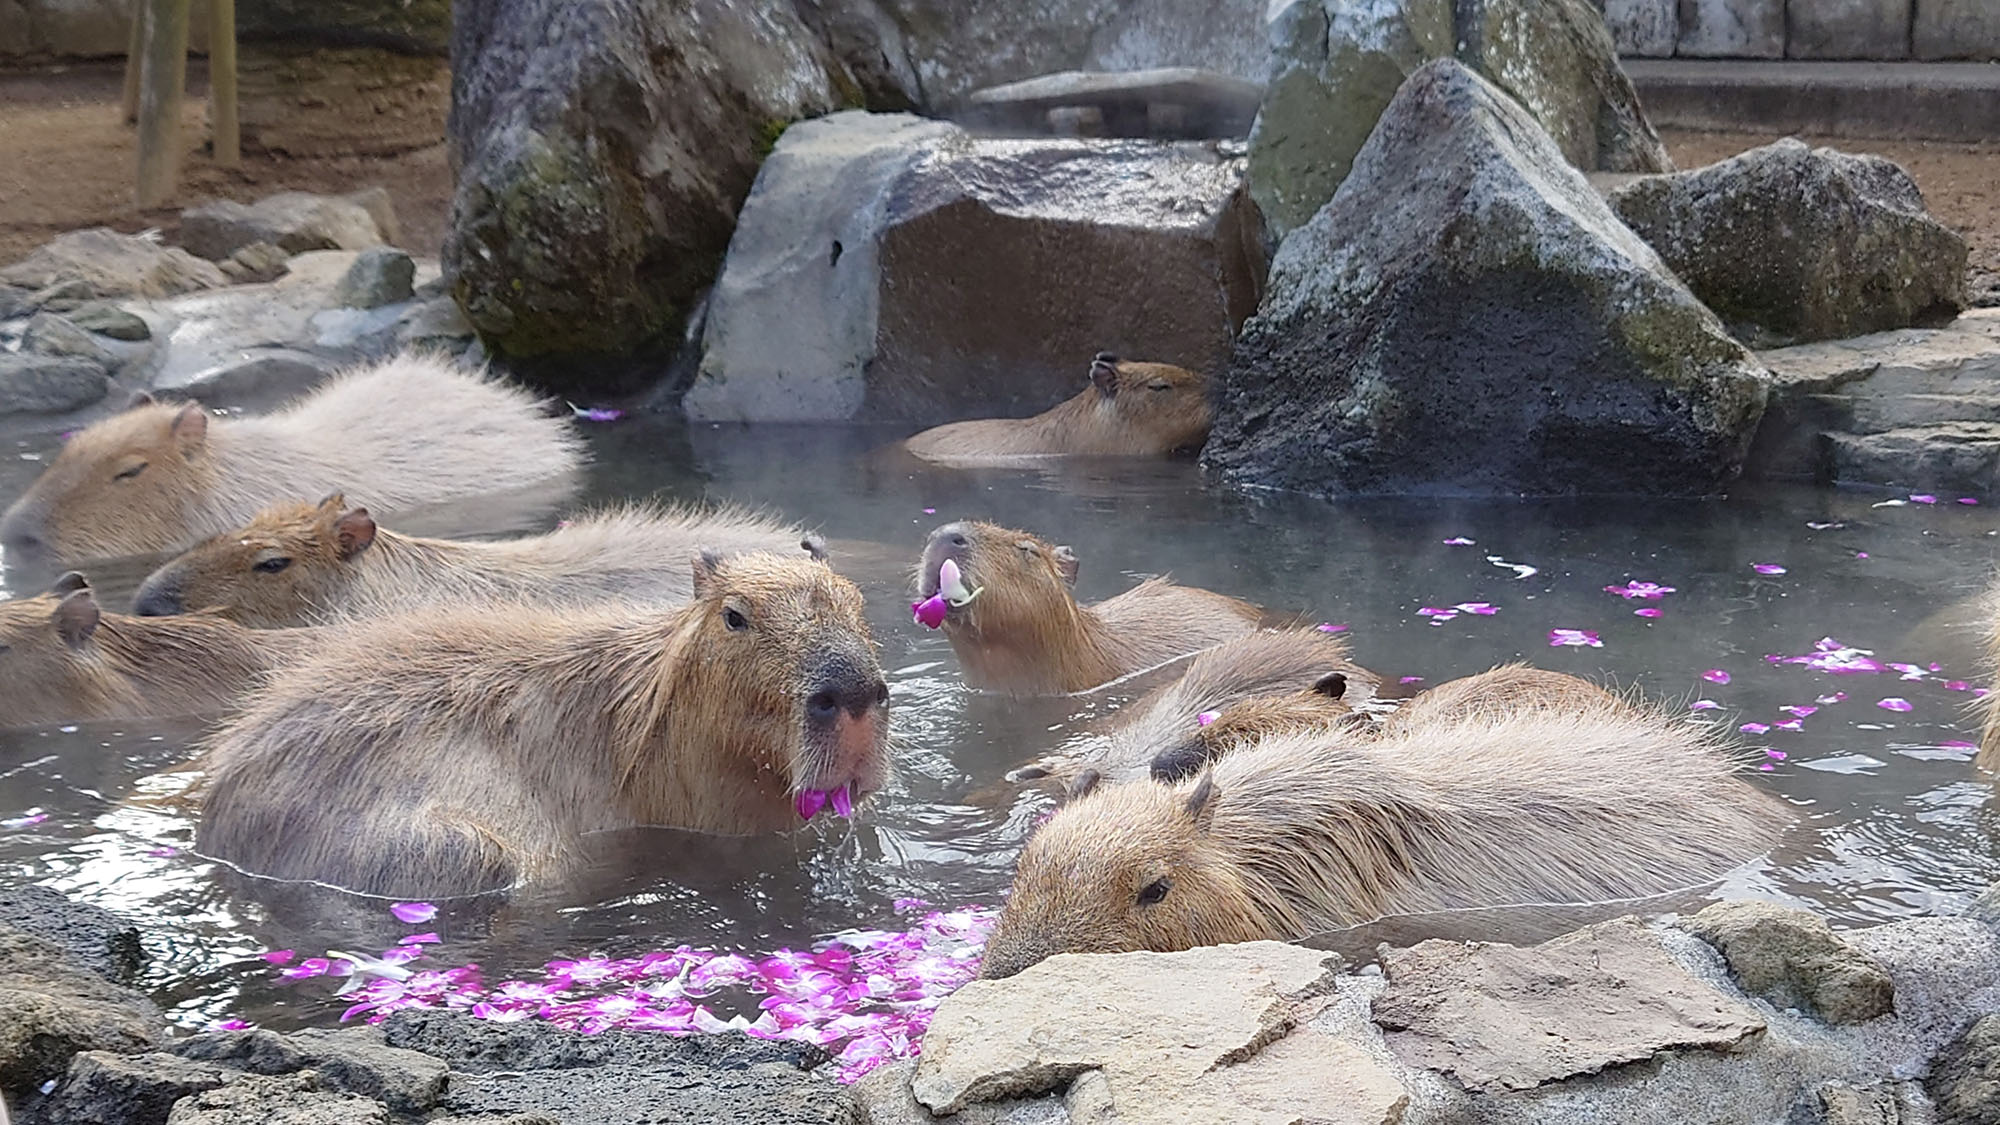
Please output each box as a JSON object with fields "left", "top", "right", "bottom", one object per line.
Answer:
{"left": 0, "top": 60, "right": 450, "bottom": 265}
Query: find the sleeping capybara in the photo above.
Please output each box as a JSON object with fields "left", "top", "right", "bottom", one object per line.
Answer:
{"left": 133, "top": 495, "right": 819, "bottom": 627}
{"left": 0, "top": 573, "right": 301, "bottom": 729}
{"left": 1017, "top": 629, "right": 1380, "bottom": 785}
{"left": 1151, "top": 662, "right": 1618, "bottom": 781}
{"left": 978, "top": 696, "right": 1789, "bottom": 978}
{"left": 903, "top": 354, "right": 1210, "bottom": 465}
{"left": 914, "top": 521, "right": 1262, "bottom": 695}
{"left": 0, "top": 351, "right": 585, "bottom": 563}
{"left": 195, "top": 551, "right": 891, "bottom": 897}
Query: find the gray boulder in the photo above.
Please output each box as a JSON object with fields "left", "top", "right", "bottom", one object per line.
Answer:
{"left": 23, "top": 312, "right": 116, "bottom": 367}
{"left": 444, "top": 0, "right": 850, "bottom": 393}
{"left": 0, "top": 355, "right": 111, "bottom": 416}
{"left": 164, "top": 1072, "right": 390, "bottom": 1125}
{"left": 688, "top": 111, "right": 1262, "bottom": 424}
{"left": 332, "top": 247, "right": 416, "bottom": 309}
{"left": 178, "top": 190, "right": 396, "bottom": 262}
{"left": 0, "top": 886, "right": 145, "bottom": 986}
{"left": 65, "top": 302, "right": 151, "bottom": 342}
{"left": 1929, "top": 1014, "right": 2000, "bottom": 1125}
{"left": 1248, "top": 0, "right": 1669, "bottom": 238}
{"left": 31, "top": 1050, "right": 231, "bottom": 1125}
{"left": 1609, "top": 138, "right": 1969, "bottom": 346}
{"left": 0, "top": 229, "right": 227, "bottom": 299}
{"left": 0, "top": 926, "right": 163, "bottom": 1096}
{"left": 218, "top": 242, "right": 292, "bottom": 286}
{"left": 1682, "top": 901, "right": 1896, "bottom": 1025}
{"left": 1207, "top": 60, "right": 1767, "bottom": 497}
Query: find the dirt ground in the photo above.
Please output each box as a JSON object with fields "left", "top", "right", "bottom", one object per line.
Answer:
{"left": 0, "top": 60, "right": 1995, "bottom": 301}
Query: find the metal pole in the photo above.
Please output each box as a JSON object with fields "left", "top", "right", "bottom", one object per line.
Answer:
{"left": 134, "top": 0, "right": 191, "bottom": 208}
{"left": 119, "top": 0, "right": 144, "bottom": 124}
{"left": 209, "top": 0, "right": 238, "bottom": 167}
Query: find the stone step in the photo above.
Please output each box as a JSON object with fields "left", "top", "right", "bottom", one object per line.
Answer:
{"left": 1822, "top": 422, "right": 2000, "bottom": 491}
{"left": 1625, "top": 60, "right": 2000, "bottom": 142}
{"left": 1841, "top": 391, "right": 2000, "bottom": 432}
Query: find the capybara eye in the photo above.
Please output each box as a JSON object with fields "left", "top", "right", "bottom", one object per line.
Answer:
{"left": 723, "top": 607, "right": 749, "bottom": 631}
{"left": 1147, "top": 381, "right": 1172, "bottom": 392}
{"left": 1014, "top": 541, "right": 1036, "bottom": 554}
{"left": 1137, "top": 877, "right": 1172, "bottom": 906}
{"left": 253, "top": 557, "right": 293, "bottom": 575}
{"left": 113, "top": 461, "right": 148, "bottom": 481}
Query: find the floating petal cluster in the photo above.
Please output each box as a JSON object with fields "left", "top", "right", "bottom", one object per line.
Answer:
{"left": 1417, "top": 602, "right": 1498, "bottom": 625}
{"left": 1548, "top": 628, "right": 1602, "bottom": 648}
{"left": 1604, "top": 581, "right": 1675, "bottom": 600}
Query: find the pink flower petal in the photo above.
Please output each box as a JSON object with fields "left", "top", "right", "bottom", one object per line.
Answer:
{"left": 1877, "top": 697, "right": 1914, "bottom": 712}
{"left": 1399, "top": 676, "right": 1425, "bottom": 684}
{"left": 1752, "top": 563, "right": 1787, "bottom": 576}
{"left": 1195, "top": 711, "right": 1220, "bottom": 727}
{"left": 1946, "top": 681, "right": 1973, "bottom": 692}
{"left": 1634, "top": 607, "right": 1662, "bottom": 618}
{"left": 1701, "top": 669, "right": 1731, "bottom": 685}
{"left": 260, "top": 950, "right": 296, "bottom": 965}
{"left": 921, "top": 507, "right": 936, "bottom": 515}
{"left": 1, "top": 812, "right": 48, "bottom": 829}
{"left": 390, "top": 902, "right": 437, "bottom": 925}
{"left": 1740, "top": 722, "right": 1771, "bottom": 734}
{"left": 1314, "top": 622, "right": 1349, "bottom": 634}
{"left": 1454, "top": 602, "right": 1498, "bottom": 615}
{"left": 1764, "top": 748, "right": 1787, "bottom": 760}
{"left": 830, "top": 783, "right": 855, "bottom": 819}
{"left": 1911, "top": 494, "right": 1938, "bottom": 504}
{"left": 1779, "top": 705, "right": 1817, "bottom": 718}
{"left": 1758, "top": 763, "right": 1775, "bottom": 771}
{"left": 1855, "top": 552, "right": 1869, "bottom": 559}
{"left": 207, "top": 1019, "right": 253, "bottom": 1031}
{"left": 1442, "top": 537, "right": 1475, "bottom": 545}
{"left": 910, "top": 595, "right": 948, "bottom": 630}
{"left": 1817, "top": 692, "right": 1848, "bottom": 704}
{"left": 795, "top": 789, "right": 828, "bottom": 821}
{"left": 1959, "top": 497, "right": 1979, "bottom": 505}
{"left": 1604, "top": 581, "right": 1675, "bottom": 600}
{"left": 402, "top": 933, "right": 442, "bottom": 945}
{"left": 571, "top": 406, "right": 625, "bottom": 422}
{"left": 1939, "top": 740, "right": 1977, "bottom": 750}
{"left": 146, "top": 846, "right": 179, "bottom": 857}
{"left": 1548, "top": 629, "right": 1602, "bottom": 648}
{"left": 381, "top": 945, "right": 425, "bottom": 965}
{"left": 1690, "top": 700, "right": 1721, "bottom": 711}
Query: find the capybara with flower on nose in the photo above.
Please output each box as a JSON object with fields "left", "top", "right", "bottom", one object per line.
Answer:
{"left": 913, "top": 521, "right": 1262, "bottom": 695}
{"left": 133, "top": 495, "right": 819, "bottom": 627}
{"left": 903, "top": 354, "right": 1211, "bottom": 464}
{"left": 978, "top": 696, "right": 1788, "bottom": 978}
{"left": 194, "top": 551, "right": 891, "bottom": 898}
{"left": 0, "top": 351, "right": 585, "bottom": 564}
{"left": 0, "top": 573, "right": 303, "bottom": 729}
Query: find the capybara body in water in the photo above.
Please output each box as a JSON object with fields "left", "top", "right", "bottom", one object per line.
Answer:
{"left": 1018, "top": 629, "right": 1380, "bottom": 785}
{"left": 903, "top": 354, "right": 1210, "bottom": 464}
{"left": 133, "top": 496, "right": 817, "bottom": 627}
{"left": 0, "top": 352, "right": 585, "bottom": 563}
{"left": 915, "top": 521, "right": 1262, "bottom": 695}
{"left": 0, "top": 573, "right": 301, "bottom": 729}
{"left": 979, "top": 697, "right": 1789, "bottom": 978}
{"left": 195, "top": 551, "right": 891, "bottom": 897}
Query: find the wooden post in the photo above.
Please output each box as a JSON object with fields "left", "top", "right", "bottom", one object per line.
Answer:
{"left": 134, "top": 0, "right": 191, "bottom": 209}
{"left": 209, "top": 0, "right": 238, "bottom": 168}
{"left": 120, "top": 0, "right": 144, "bottom": 125}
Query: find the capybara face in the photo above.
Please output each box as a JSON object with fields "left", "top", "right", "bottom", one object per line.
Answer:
{"left": 134, "top": 495, "right": 374, "bottom": 626}
{"left": 1086, "top": 353, "right": 1211, "bottom": 455}
{"left": 917, "top": 521, "right": 1080, "bottom": 641}
{"left": 980, "top": 773, "right": 1267, "bottom": 979}
{"left": 1, "top": 398, "right": 213, "bottom": 563}
{"left": 0, "top": 574, "right": 117, "bottom": 728}
{"left": 1150, "top": 671, "right": 1356, "bottom": 782}
{"left": 681, "top": 552, "right": 891, "bottom": 814}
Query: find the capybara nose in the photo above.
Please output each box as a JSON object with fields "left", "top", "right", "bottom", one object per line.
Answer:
{"left": 131, "top": 580, "right": 183, "bottom": 617}
{"left": 0, "top": 506, "right": 43, "bottom": 554}
{"left": 807, "top": 677, "right": 889, "bottom": 723}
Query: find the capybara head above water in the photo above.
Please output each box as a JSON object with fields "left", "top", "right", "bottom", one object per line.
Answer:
{"left": 133, "top": 494, "right": 375, "bottom": 625}
{"left": 1078, "top": 353, "right": 1211, "bottom": 456}
{"left": 1, "top": 395, "right": 215, "bottom": 563}
{"left": 0, "top": 573, "right": 120, "bottom": 728}
{"left": 917, "top": 520, "right": 1081, "bottom": 645}
{"left": 1150, "top": 670, "right": 1358, "bottom": 782}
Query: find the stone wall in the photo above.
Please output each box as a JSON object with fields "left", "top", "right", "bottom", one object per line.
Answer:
{"left": 0, "top": 0, "right": 211, "bottom": 60}
{"left": 1602, "top": 0, "right": 2000, "bottom": 59}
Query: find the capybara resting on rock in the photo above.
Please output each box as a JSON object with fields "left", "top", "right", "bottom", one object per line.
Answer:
{"left": 0, "top": 351, "right": 585, "bottom": 563}
{"left": 978, "top": 696, "right": 1789, "bottom": 978}
{"left": 133, "top": 495, "right": 819, "bottom": 627}
{"left": 195, "top": 551, "right": 891, "bottom": 897}
{"left": 0, "top": 573, "right": 302, "bottom": 729}
{"left": 903, "top": 354, "right": 1210, "bottom": 464}
{"left": 912, "top": 520, "right": 1262, "bottom": 694}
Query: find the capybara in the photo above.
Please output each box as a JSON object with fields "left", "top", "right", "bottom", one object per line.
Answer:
{"left": 0, "top": 573, "right": 301, "bottom": 729}
{"left": 1153, "top": 662, "right": 1618, "bottom": 781}
{"left": 1979, "top": 584, "right": 2000, "bottom": 773}
{"left": 133, "top": 495, "right": 819, "bottom": 627}
{"left": 979, "top": 696, "right": 1789, "bottom": 978}
{"left": 903, "top": 354, "right": 1210, "bottom": 464}
{"left": 914, "top": 521, "right": 1262, "bottom": 694}
{"left": 0, "top": 351, "right": 585, "bottom": 563}
{"left": 195, "top": 551, "right": 891, "bottom": 897}
{"left": 1016, "top": 629, "right": 1380, "bottom": 785}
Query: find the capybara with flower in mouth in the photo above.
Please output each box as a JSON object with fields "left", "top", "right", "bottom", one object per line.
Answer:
{"left": 0, "top": 573, "right": 303, "bottom": 729}
{"left": 903, "top": 354, "right": 1211, "bottom": 464}
{"left": 912, "top": 521, "right": 1263, "bottom": 694}
{"left": 133, "top": 495, "right": 820, "bottom": 627}
{"left": 979, "top": 696, "right": 1789, "bottom": 978}
{"left": 0, "top": 351, "right": 585, "bottom": 564}
{"left": 194, "top": 551, "right": 891, "bottom": 898}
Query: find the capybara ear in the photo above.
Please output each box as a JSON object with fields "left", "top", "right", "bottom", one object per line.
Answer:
{"left": 1089, "top": 353, "right": 1119, "bottom": 397}
{"left": 1312, "top": 671, "right": 1348, "bottom": 700}
{"left": 800, "top": 534, "right": 829, "bottom": 562}
{"left": 170, "top": 403, "right": 209, "bottom": 453}
{"left": 53, "top": 588, "right": 101, "bottom": 649}
{"left": 1053, "top": 545, "right": 1080, "bottom": 585}
{"left": 125, "top": 389, "right": 158, "bottom": 410}
{"left": 1149, "top": 742, "right": 1209, "bottom": 784}
{"left": 315, "top": 492, "right": 348, "bottom": 515}
{"left": 691, "top": 549, "right": 724, "bottom": 596}
{"left": 1066, "top": 768, "right": 1102, "bottom": 803}
{"left": 49, "top": 571, "right": 90, "bottom": 597}
{"left": 333, "top": 508, "right": 377, "bottom": 560}
{"left": 1184, "top": 771, "right": 1219, "bottom": 831}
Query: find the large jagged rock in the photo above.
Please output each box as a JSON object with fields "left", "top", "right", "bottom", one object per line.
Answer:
{"left": 1930, "top": 1014, "right": 2000, "bottom": 1125}
{"left": 0, "top": 925, "right": 164, "bottom": 1097}
{"left": 0, "top": 355, "right": 110, "bottom": 416}
{"left": 1208, "top": 60, "right": 1768, "bottom": 497}
{"left": 0, "top": 885, "right": 145, "bottom": 985}
{"left": 1248, "top": 0, "right": 1669, "bottom": 237}
{"left": 0, "top": 229, "right": 227, "bottom": 299}
{"left": 687, "top": 111, "right": 1263, "bottom": 424}
{"left": 444, "top": 0, "right": 849, "bottom": 393}
{"left": 1684, "top": 901, "right": 1896, "bottom": 1025}
{"left": 178, "top": 190, "right": 396, "bottom": 262}
{"left": 1609, "top": 139, "right": 1969, "bottom": 346}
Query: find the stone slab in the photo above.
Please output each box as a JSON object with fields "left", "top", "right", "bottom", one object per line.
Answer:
{"left": 1787, "top": 0, "right": 1911, "bottom": 60}
{"left": 1604, "top": 0, "right": 1677, "bottom": 56}
{"left": 1678, "top": 0, "right": 1785, "bottom": 57}
{"left": 1625, "top": 59, "right": 2000, "bottom": 142}
{"left": 1914, "top": 0, "right": 2000, "bottom": 61}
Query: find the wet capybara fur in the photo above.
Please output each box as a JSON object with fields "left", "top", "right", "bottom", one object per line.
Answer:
{"left": 904, "top": 354, "right": 1211, "bottom": 464}
{"left": 916, "top": 521, "right": 1263, "bottom": 695}
{"left": 0, "top": 573, "right": 301, "bottom": 729}
{"left": 195, "top": 552, "right": 892, "bottom": 897}
{"left": 1978, "top": 582, "right": 2000, "bottom": 773}
{"left": 980, "top": 696, "right": 1789, "bottom": 978}
{"left": 0, "top": 352, "right": 585, "bottom": 563}
{"left": 134, "top": 495, "right": 819, "bottom": 627}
